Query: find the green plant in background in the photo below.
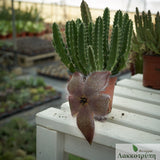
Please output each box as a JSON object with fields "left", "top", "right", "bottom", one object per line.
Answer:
{"left": 0, "top": 3, "right": 45, "bottom": 36}
{"left": 16, "top": 20, "right": 25, "bottom": 34}
{"left": 0, "top": 42, "right": 15, "bottom": 71}
{"left": 27, "top": 77, "right": 46, "bottom": 87}
{"left": 0, "top": 20, "right": 45, "bottom": 36}
{"left": 52, "top": 0, "right": 133, "bottom": 75}
{"left": 132, "top": 8, "right": 160, "bottom": 56}
{"left": 0, "top": 3, "right": 43, "bottom": 22}
{"left": 0, "top": 71, "right": 56, "bottom": 114}
{"left": 0, "top": 5, "right": 11, "bottom": 21}
{"left": 0, "top": 41, "right": 13, "bottom": 49}
{"left": 0, "top": 70, "right": 15, "bottom": 85}
{"left": 131, "top": 8, "right": 160, "bottom": 73}
{"left": 33, "top": 23, "right": 45, "bottom": 33}
{"left": 0, "top": 21, "right": 12, "bottom": 36}
{"left": 23, "top": 21, "right": 45, "bottom": 34}
{"left": 0, "top": 118, "right": 36, "bottom": 160}
{"left": 131, "top": 52, "right": 143, "bottom": 74}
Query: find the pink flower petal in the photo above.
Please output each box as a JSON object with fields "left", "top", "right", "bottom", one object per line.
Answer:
{"left": 88, "top": 93, "right": 110, "bottom": 116}
{"left": 84, "top": 71, "right": 111, "bottom": 96}
{"left": 67, "top": 72, "right": 84, "bottom": 96}
{"left": 77, "top": 106, "right": 94, "bottom": 145}
{"left": 69, "top": 95, "right": 81, "bottom": 117}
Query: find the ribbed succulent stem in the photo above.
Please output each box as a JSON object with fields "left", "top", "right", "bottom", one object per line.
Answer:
{"left": 52, "top": 23, "right": 75, "bottom": 72}
{"left": 95, "top": 17, "right": 103, "bottom": 70}
{"left": 133, "top": 7, "right": 160, "bottom": 55}
{"left": 80, "top": 0, "right": 92, "bottom": 25}
{"left": 87, "top": 45, "right": 97, "bottom": 72}
{"left": 52, "top": 0, "right": 133, "bottom": 75}
{"left": 77, "top": 23, "right": 88, "bottom": 75}
{"left": 107, "top": 25, "right": 120, "bottom": 71}
{"left": 102, "top": 8, "right": 110, "bottom": 68}
{"left": 88, "top": 22, "right": 93, "bottom": 45}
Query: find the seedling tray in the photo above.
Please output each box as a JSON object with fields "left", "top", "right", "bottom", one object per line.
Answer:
{"left": 0, "top": 91, "right": 61, "bottom": 120}
{"left": 37, "top": 61, "right": 70, "bottom": 81}
{"left": 0, "top": 37, "right": 54, "bottom": 56}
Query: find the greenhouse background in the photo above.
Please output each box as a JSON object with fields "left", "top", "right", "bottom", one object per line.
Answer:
{"left": 0, "top": 0, "right": 160, "bottom": 160}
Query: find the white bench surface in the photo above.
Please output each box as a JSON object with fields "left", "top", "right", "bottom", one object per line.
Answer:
{"left": 36, "top": 74, "right": 160, "bottom": 158}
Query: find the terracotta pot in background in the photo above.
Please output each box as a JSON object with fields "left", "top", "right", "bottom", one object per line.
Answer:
{"left": 17, "top": 33, "right": 26, "bottom": 37}
{"left": 103, "top": 75, "right": 117, "bottom": 114}
{"left": 34, "top": 31, "right": 46, "bottom": 37}
{"left": 0, "top": 35, "right": 7, "bottom": 39}
{"left": 26, "top": 32, "right": 34, "bottom": 37}
{"left": 19, "top": 32, "right": 26, "bottom": 37}
{"left": 143, "top": 55, "right": 160, "bottom": 89}
{"left": 7, "top": 34, "right": 12, "bottom": 39}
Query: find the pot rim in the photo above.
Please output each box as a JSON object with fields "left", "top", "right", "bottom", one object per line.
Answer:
{"left": 111, "top": 72, "right": 120, "bottom": 78}
{"left": 68, "top": 70, "right": 121, "bottom": 77}
{"left": 143, "top": 54, "right": 160, "bottom": 58}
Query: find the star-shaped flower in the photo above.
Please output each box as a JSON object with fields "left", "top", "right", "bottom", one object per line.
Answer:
{"left": 67, "top": 71, "right": 111, "bottom": 144}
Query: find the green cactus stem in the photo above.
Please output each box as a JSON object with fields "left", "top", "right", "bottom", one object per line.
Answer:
{"left": 87, "top": 45, "right": 97, "bottom": 72}
{"left": 52, "top": 1, "right": 133, "bottom": 75}
{"left": 80, "top": 0, "right": 92, "bottom": 25}
{"left": 52, "top": 23, "right": 75, "bottom": 72}
{"left": 133, "top": 7, "right": 160, "bottom": 55}
{"left": 102, "top": 8, "right": 110, "bottom": 66}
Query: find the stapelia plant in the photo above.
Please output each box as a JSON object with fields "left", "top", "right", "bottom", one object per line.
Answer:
{"left": 52, "top": 0, "right": 133, "bottom": 144}
{"left": 132, "top": 8, "right": 160, "bottom": 56}
{"left": 52, "top": 1, "right": 133, "bottom": 76}
{"left": 67, "top": 71, "right": 111, "bottom": 144}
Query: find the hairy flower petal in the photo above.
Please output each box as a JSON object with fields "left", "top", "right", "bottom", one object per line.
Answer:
{"left": 84, "top": 71, "right": 111, "bottom": 96}
{"left": 67, "top": 72, "right": 84, "bottom": 96}
{"left": 77, "top": 106, "right": 94, "bottom": 144}
{"left": 88, "top": 93, "right": 110, "bottom": 116}
{"left": 69, "top": 95, "right": 81, "bottom": 117}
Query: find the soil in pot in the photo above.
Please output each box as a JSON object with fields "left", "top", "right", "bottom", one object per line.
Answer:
{"left": 143, "top": 55, "right": 160, "bottom": 89}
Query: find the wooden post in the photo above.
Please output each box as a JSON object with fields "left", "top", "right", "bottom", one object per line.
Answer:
{"left": 37, "top": 125, "right": 68, "bottom": 160}
{"left": 11, "top": 0, "right": 17, "bottom": 51}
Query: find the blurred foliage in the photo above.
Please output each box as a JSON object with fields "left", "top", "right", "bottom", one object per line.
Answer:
{"left": 0, "top": 41, "right": 15, "bottom": 71}
{"left": 0, "top": 2, "right": 43, "bottom": 22}
{"left": 0, "top": 2, "right": 45, "bottom": 36}
{"left": 0, "top": 118, "right": 36, "bottom": 160}
{"left": 130, "top": 52, "right": 143, "bottom": 74}
{"left": 0, "top": 71, "right": 56, "bottom": 114}
{"left": 0, "top": 118, "right": 85, "bottom": 160}
{"left": 0, "top": 20, "right": 45, "bottom": 35}
{"left": 0, "top": 21, "right": 12, "bottom": 36}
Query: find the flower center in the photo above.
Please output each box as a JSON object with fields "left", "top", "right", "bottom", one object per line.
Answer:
{"left": 80, "top": 96, "right": 88, "bottom": 105}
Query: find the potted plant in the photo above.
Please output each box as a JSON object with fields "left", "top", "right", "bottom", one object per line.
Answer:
{"left": 24, "top": 21, "right": 34, "bottom": 36}
{"left": 133, "top": 8, "right": 160, "bottom": 89}
{"left": 33, "top": 22, "right": 45, "bottom": 36}
{"left": 0, "top": 21, "right": 11, "bottom": 39}
{"left": 52, "top": 0, "right": 133, "bottom": 144}
{"left": 16, "top": 20, "right": 26, "bottom": 37}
